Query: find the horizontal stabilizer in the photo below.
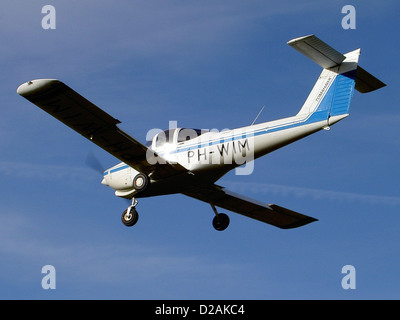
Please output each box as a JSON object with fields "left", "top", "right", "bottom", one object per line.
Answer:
{"left": 287, "top": 34, "right": 346, "bottom": 68}
{"left": 288, "top": 34, "right": 386, "bottom": 94}
{"left": 355, "top": 66, "right": 386, "bottom": 93}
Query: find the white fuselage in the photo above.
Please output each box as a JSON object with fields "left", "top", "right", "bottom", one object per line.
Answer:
{"left": 101, "top": 112, "right": 347, "bottom": 198}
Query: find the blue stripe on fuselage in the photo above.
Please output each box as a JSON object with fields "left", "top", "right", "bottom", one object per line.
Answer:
{"left": 104, "top": 164, "right": 129, "bottom": 176}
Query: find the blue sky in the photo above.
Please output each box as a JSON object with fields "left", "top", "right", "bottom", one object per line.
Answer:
{"left": 1, "top": 0, "right": 399, "bottom": 299}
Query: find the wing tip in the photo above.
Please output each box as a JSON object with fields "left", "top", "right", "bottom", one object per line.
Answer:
{"left": 279, "top": 216, "right": 318, "bottom": 229}
{"left": 287, "top": 34, "right": 314, "bottom": 45}
{"left": 268, "top": 204, "right": 318, "bottom": 229}
{"left": 17, "top": 79, "right": 59, "bottom": 97}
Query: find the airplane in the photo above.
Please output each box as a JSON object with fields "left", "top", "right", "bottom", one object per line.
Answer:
{"left": 17, "top": 35, "right": 385, "bottom": 231}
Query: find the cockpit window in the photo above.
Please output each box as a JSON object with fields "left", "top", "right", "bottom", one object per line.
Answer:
{"left": 177, "top": 128, "right": 203, "bottom": 143}
{"left": 151, "top": 128, "right": 204, "bottom": 148}
{"left": 155, "top": 129, "right": 176, "bottom": 148}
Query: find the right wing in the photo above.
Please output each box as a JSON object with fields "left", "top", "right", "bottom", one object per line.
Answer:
{"left": 183, "top": 184, "right": 317, "bottom": 229}
{"left": 17, "top": 79, "right": 186, "bottom": 179}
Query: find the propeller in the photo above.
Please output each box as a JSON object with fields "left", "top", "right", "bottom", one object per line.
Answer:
{"left": 85, "top": 151, "right": 131, "bottom": 204}
{"left": 85, "top": 151, "right": 106, "bottom": 176}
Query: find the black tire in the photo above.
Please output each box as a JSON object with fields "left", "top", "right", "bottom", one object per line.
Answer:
{"left": 121, "top": 207, "right": 139, "bottom": 227}
{"left": 212, "top": 213, "right": 230, "bottom": 231}
{"left": 133, "top": 173, "right": 149, "bottom": 191}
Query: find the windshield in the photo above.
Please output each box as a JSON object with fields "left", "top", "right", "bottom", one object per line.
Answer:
{"left": 177, "top": 128, "right": 203, "bottom": 143}
{"left": 150, "top": 128, "right": 204, "bottom": 148}
{"left": 155, "top": 129, "right": 176, "bottom": 148}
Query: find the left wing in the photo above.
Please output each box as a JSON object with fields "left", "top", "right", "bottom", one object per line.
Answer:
{"left": 183, "top": 184, "right": 317, "bottom": 229}
{"left": 17, "top": 79, "right": 187, "bottom": 179}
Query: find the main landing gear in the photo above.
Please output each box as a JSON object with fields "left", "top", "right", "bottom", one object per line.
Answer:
{"left": 211, "top": 203, "right": 230, "bottom": 231}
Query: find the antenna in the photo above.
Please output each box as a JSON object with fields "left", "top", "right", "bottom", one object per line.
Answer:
{"left": 251, "top": 105, "right": 265, "bottom": 126}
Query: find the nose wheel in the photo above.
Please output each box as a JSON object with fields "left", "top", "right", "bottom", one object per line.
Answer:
{"left": 210, "top": 204, "right": 230, "bottom": 231}
{"left": 121, "top": 198, "right": 139, "bottom": 227}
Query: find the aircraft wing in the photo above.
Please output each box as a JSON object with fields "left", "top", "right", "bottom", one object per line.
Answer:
{"left": 183, "top": 184, "right": 317, "bottom": 229}
{"left": 17, "top": 79, "right": 187, "bottom": 179}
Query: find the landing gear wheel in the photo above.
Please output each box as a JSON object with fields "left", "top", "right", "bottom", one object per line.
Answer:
{"left": 121, "top": 207, "right": 139, "bottom": 227}
{"left": 212, "top": 213, "right": 230, "bottom": 231}
{"left": 133, "top": 173, "right": 148, "bottom": 191}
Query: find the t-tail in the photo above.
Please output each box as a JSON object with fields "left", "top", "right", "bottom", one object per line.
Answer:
{"left": 288, "top": 35, "right": 386, "bottom": 127}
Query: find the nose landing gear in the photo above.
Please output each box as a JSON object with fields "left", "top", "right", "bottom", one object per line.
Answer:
{"left": 121, "top": 198, "right": 139, "bottom": 227}
{"left": 121, "top": 174, "right": 149, "bottom": 227}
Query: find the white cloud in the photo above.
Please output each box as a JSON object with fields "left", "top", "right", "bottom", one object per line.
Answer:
{"left": 0, "top": 160, "right": 95, "bottom": 183}
{"left": 223, "top": 181, "right": 400, "bottom": 206}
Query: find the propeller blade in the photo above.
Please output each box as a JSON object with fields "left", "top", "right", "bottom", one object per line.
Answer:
{"left": 85, "top": 151, "right": 105, "bottom": 175}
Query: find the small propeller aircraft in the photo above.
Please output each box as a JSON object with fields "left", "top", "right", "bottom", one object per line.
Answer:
{"left": 17, "top": 35, "right": 385, "bottom": 231}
